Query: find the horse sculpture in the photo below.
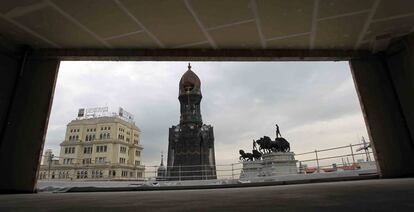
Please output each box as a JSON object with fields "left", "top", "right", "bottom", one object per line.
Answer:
{"left": 239, "top": 124, "right": 290, "bottom": 161}
{"left": 256, "top": 136, "right": 290, "bottom": 153}
{"left": 252, "top": 149, "right": 262, "bottom": 160}
{"left": 275, "top": 137, "right": 290, "bottom": 152}
{"left": 239, "top": 150, "right": 253, "bottom": 161}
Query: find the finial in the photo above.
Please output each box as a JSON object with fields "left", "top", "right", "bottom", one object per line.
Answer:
{"left": 188, "top": 62, "right": 191, "bottom": 70}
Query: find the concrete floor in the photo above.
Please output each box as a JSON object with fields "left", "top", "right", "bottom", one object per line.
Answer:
{"left": 0, "top": 178, "right": 413, "bottom": 211}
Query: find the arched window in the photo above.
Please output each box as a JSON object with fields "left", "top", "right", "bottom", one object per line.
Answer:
{"left": 93, "top": 134, "right": 95, "bottom": 140}
{"left": 100, "top": 134, "right": 103, "bottom": 139}
{"left": 76, "top": 135, "right": 79, "bottom": 140}
{"left": 69, "top": 136, "right": 72, "bottom": 141}
{"left": 85, "top": 136, "right": 88, "bottom": 141}
{"left": 107, "top": 133, "right": 110, "bottom": 139}
{"left": 103, "top": 133, "right": 107, "bottom": 139}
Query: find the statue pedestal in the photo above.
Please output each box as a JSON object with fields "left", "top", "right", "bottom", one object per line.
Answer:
{"left": 240, "top": 152, "right": 298, "bottom": 179}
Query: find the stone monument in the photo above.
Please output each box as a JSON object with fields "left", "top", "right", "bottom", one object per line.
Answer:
{"left": 239, "top": 124, "right": 298, "bottom": 179}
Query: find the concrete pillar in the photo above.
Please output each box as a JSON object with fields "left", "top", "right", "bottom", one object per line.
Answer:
{"left": 0, "top": 54, "right": 59, "bottom": 193}
{"left": 350, "top": 35, "right": 414, "bottom": 178}
{"left": 385, "top": 34, "right": 414, "bottom": 144}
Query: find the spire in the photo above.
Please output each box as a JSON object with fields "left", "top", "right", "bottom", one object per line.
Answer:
{"left": 188, "top": 62, "right": 191, "bottom": 70}
{"left": 160, "top": 151, "right": 164, "bottom": 166}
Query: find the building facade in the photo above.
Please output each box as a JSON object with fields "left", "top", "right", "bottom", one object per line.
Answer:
{"left": 38, "top": 111, "right": 145, "bottom": 180}
{"left": 167, "top": 64, "right": 216, "bottom": 180}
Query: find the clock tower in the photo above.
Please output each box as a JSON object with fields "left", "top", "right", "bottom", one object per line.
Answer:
{"left": 167, "top": 64, "right": 216, "bottom": 180}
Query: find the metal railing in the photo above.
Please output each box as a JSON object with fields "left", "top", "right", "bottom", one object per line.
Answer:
{"left": 143, "top": 142, "right": 375, "bottom": 181}
{"left": 39, "top": 142, "right": 375, "bottom": 181}
{"left": 143, "top": 163, "right": 243, "bottom": 181}
{"left": 295, "top": 143, "right": 375, "bottom": 173}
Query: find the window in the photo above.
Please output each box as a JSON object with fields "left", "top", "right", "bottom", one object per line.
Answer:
{"left": 120, "top": 146, "right": 127, "bottom": 153}
{"left": 96, "top": 145, "right": 108, "bottom": 152}
{"left": 135, "top": 150, "right": 140, "bottom": 157}
{"left": 82, "top": 158, "right": 91, "bottom": 164}
{"left": 119, "top": 158, "right": 126, "bottom": 164}
{"left": 84, "top": 146, "right": 92, "bottom": 154}
{"left": 118, "top": 134, "right": 122, "bottom": 140}
{"left": 95, "top": 157, "right": 106, "bottom": 164}
{"left": 63, "top": 158, "right": 73, "bottom": 164}
{"left": 96, "top": 145, "right": 107, "bottom": 153}
{"left": 65, "top": 147, "right": 75, "bottom": 154}
{"left": 135, "top": 160, "right": 140, "bottom": 166}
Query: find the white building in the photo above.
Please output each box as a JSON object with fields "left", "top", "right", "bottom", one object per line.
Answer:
{"left": 38, "top": 107, "right": 145, "bottom": 180}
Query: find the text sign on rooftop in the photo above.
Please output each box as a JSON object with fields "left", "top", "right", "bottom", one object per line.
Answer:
{"left": 78, "top": 107, "right": 108, "bottom": 118}
{"left": 119, "top": 107, "right": 134, "bottom": 121}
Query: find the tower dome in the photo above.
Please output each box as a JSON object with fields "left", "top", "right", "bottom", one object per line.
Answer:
{"left": 180, "top": 63, "right": 201, "bottom": 91}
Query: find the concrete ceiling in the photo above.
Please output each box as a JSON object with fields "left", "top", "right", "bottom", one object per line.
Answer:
{"left": 0, "top": 0, "right": 413, "bottom": 52}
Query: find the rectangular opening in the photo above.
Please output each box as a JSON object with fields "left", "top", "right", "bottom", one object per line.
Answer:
{"left": 38, "top": 61, "right": 373, "bottom": 190}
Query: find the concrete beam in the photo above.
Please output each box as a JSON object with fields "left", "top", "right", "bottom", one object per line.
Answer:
{"left": 0, "top": 55, "right": 59, "bottom": 193}
{"left": 350, "top": 39, "right": 414, "bottom": 177}
{"left": 30, "top": 48, "right": 371, "bottom": 61}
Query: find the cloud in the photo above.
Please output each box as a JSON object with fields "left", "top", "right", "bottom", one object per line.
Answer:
{"left": 44, "top": 61, "right": 368, "bottom": 167}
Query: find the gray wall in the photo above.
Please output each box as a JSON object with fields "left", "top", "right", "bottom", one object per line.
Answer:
{"left": 0, "top": 53, "right": 60, "bottom": 193}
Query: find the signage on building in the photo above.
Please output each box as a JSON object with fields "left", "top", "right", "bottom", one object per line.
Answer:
{"left": 119, "top": 107, "right": 134, "bottom": 121}
{"left": 77, "top": 107, "right": 109, "bottom": 118}
{"left": 77, "top": 108, "right": 85, "bottom": 117}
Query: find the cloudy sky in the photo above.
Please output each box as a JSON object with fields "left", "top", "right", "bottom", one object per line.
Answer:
{"left": 44, "top": 61, "right": 369, "bottom": 167}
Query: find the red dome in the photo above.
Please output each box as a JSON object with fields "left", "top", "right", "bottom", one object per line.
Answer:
{"left": 180, "top": 64, "right": 201, "bottom": 90}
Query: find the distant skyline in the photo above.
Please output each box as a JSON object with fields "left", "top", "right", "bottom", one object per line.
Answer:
{"left": 44, "top": 61, "right": 369, "bottom": 166}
